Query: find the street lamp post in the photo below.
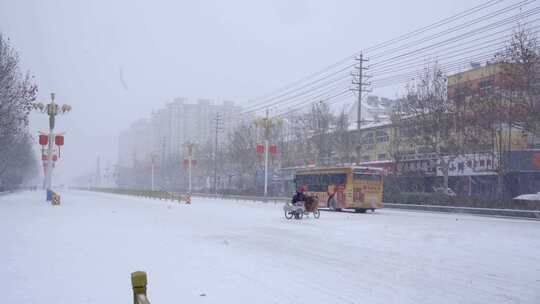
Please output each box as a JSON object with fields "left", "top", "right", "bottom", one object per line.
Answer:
{"left": 184, "top": 141, "right": 197, "bottom": 194}
{"left": 255, "top": 109, "right": 281, "bottom": 197}
{"left": 150, "top": 154, "right": 156, "bottom": 191}
{"left": 32, "top": 93, "right": 71, "bottom": 200}
{"left": 188, "top": 148, "right": 193, "bottom": 193}
{"left": 264, "top": 135, "right": 269, "bottom": 196}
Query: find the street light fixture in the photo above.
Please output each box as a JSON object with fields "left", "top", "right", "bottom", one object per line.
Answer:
{"left": 183, "top": 141, "right": 198, "bottom": 194}
{"left": 32, "top": 93, "right": 71, "bottom": 200}
{"left": 255, "top": 109, "right": 282, "bottom": 197}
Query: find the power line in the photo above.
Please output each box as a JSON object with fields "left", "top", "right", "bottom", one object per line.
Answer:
{"left": 368, "top": 5, "right": 540, "bottom": 69}
{"left": 363, "top": 0, "right": 505, "bottom": 53}
{"left": 368, "top": 0, "right": 534, "bottom": 60}
{"left": 276, "top": 81, "right": 351, "bottom": 110}
{"left": 246, "top": 58, "right": 356, "bottom": 106}
{"left": 244, "top": 0, "right": 518, "bottom": 113}
{"left": 275, "top": 90, "right": 354, "bottom": 118}
{"left": 243, "top": 65, "right": 354, "bottom": 113}
{"left": 244, "top": 74, "right": 351, "bottom": 114}
{"left": 245, "top": 0, "right": 540, "bottom": 119}
{"left": 372, "top": 53, "right": 498, "bottom": 87}
{"left": 370, "top": 20, "right": 540, "bottom": 75}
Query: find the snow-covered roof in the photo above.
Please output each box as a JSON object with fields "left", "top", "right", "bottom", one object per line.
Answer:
{"left": 359, "top": 120, "right": 393, "bottom": 129}
{"left": 295, "top": 165, "right": 384, "bottom": 173}
{"left": 514, "top": 192, "right": 540, "bottom": 201}
{"left": 358, "top": 160, "right": 394, "bottom": 165}
{"left": 347, "top": 98, "right": 394, "bottom": 131}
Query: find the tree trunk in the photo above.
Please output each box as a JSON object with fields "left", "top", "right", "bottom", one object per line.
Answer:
{"left": 496, "top": 126, "right": 505, "bottom": 196}
{"left": 497, "top": 169, "right": 504, "bottom": 196}
{"left": 442, "top": 165, "right": 449, "bottom": 193}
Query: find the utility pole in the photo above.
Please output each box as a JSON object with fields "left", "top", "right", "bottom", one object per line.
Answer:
{"left": 213, "top": 112, "right": 223, "bottom": 194}
{"left": 353, "top": 53, "right": 371, "bottom": 132}
{"left": 353, "top": 53, "right": 371, "bottom": 163}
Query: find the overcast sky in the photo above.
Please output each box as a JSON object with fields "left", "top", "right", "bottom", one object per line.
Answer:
{"left": 0, "top": 0, "right": 485, "bottom": 183}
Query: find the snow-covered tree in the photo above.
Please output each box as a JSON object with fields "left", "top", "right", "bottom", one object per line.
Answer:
{"left": 0, "top": 33, "right": 38, "bottom": 190}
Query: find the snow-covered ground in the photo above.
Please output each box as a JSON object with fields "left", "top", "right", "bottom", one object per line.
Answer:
{"left": 2, "top": 190, "right": 540, "bottom": 304}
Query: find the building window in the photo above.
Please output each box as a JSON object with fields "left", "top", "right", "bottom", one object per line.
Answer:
{"left": 362, "top": 138, "right": 375, "bottom": 145}
{"left": 378, "top": 153, "right": 386, "bottom": 160}
{"left": 455, "top": 87, "right": 466, "bottom": 100}
{"left": 362, "top": 155, "right": 371, "bottom": 162}
{"left": 479, "top": 80, "right": 494, "bottom": 95}
{"left": 361, "top": 132, "right": 375, "bottom": 145}
{"left": 375, "top": 130, "right": 389, "bottom": 143}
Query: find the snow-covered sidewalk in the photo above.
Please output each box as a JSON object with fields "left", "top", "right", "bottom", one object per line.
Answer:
{"left": 2, "top": 190, "right": 539, "bottom": 304}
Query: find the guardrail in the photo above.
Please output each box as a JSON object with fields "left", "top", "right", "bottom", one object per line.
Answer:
{"left": 191, "top": 194, "right": 540, "bottom": 219}
{"left": 190, "top": 192, "right": 288, "bottom": 203}
{"left": 81, "top": 188, "right": 191, "bottom": 204}
{"left": 81, "top": 188, "right": 539, "bottom": 219}
{"left": 384, "top": 203, "right": 540, "bottom": 219}
{"left": 175, "top": 193, "right": 540, "bottom": 219}
{"left": 0, "top": 190, "right": 20, "bottom": 196}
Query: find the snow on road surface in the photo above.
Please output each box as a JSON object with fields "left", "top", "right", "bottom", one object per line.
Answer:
{"left": 2, "top": 190, "right": 540, "bottom": 304}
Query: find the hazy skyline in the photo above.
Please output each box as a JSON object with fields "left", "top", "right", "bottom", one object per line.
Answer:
{"left": 0, "top": 0, "right": 485, "bottom": 182}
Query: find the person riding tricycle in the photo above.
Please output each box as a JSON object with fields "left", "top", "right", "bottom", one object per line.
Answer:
{"left": 283, "top": 186, "right": 320, "bottom": 219}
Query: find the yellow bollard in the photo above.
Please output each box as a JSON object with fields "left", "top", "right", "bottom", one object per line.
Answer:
{"left": 52, "top": 192, "right": 61, "bottom": 206}
{"left": 131, "top": 271, "right": 150, "bottom": 304}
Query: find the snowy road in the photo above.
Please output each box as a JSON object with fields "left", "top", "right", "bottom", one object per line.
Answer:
{"left": 2, "top": 190, "right": 540, "bottom": 304}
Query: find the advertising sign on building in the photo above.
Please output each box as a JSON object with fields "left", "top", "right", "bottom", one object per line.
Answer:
{"left": 506, "top": 150, "right": 540, "bottom": 172}
{"left": 436, "top": 153, "right": 498, "bottom": 177}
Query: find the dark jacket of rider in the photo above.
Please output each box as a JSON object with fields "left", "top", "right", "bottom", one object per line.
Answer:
{"left": 292, "top": 187, "right": 306, "bottom": 205}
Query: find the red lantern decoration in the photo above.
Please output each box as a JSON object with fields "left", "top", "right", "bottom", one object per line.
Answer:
{"left": 256, "top": 144, "right": 264, "bottom": 154}
{"left": 145, "top": 165, "right": 159, "bottom": 172}
{"left": 183, "top": 159, "right": 197, "bottom": 168}
{"left": 39, "top": 134, "right": 48, "bottom": 146}
{"left": 55, "top": 135, "right": 64, "bottom": 146}
{"left": 52, "top": 155, "right": 58, "bottom": 162}
{"left": 269, "top": 144, "right": 278, "bottom": 155}
{"left": 42, "top": 155, "right": 47, "bottom": 161}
